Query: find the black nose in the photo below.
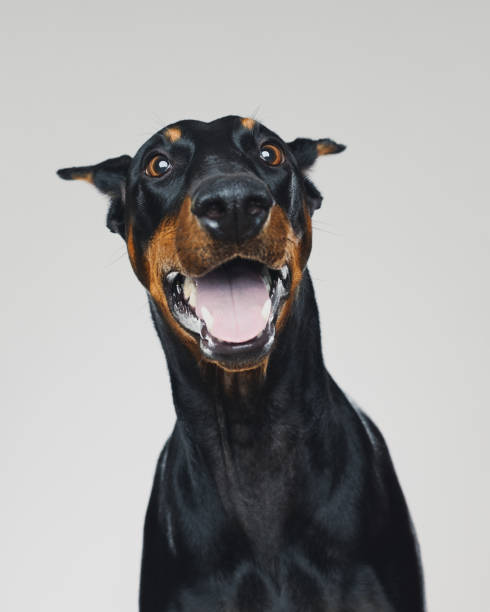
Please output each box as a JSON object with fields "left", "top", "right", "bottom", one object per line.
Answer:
{"left": 192, "top": 174, "right": 273, "bottom": 243}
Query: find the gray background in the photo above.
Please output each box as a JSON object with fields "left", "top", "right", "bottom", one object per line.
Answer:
{"left": 1, "top": 1, "right": 489, "bottom": 610}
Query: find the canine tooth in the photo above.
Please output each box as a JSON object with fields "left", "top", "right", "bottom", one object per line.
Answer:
{"left": 280, "top": 265, "right": 288, "bottom": 281}
{"left": 183, "top": 277, "right": 196, "bottom": 307}
{"left": 201, "top": 306, "right": 214, "bottom": 333}
{"left": 183, "top": 277, "right": 192, "bottom": 299}
{"left": 261, "top": 298, "right": 271, "bottom": 321}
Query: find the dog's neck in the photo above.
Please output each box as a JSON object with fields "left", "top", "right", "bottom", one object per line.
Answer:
{"left": 149, "top": 270, "right": 333, "bottom": 555}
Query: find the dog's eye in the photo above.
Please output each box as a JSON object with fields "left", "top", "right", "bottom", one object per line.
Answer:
{"left": 145, "top": 155, "right": 171, "bottom": 177}
{"left": 259, "top": 144, "right": 284, "bottom": 166}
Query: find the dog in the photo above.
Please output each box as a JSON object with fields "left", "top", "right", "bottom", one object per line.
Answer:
{"left": 58, "top": 116, "right": 425, "bottom": 611}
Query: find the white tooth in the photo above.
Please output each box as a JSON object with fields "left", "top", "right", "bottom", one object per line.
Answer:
{"left": 188, "top": 287, "right": 196, "bottom": 308}
{"left": 183, "top": 277, "right": 197, "bottom": 308}
{"left": 280, "top": 265, "right": 288, "bottom": 281}
{"left": 201, "top": 306, "right": 214, "bottom": 333}
{"left": 261, "top": 298, "right": 271, "bottom": 321}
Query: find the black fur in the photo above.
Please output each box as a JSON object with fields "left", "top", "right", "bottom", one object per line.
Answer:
{"left": 58, "top": 116, "right": 425, "bottom": 611}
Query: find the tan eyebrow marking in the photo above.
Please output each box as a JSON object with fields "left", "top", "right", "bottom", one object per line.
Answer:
{"left": 241, "top": 117, "right": 255, "bottom": 130}
{"left": 164, "top": 126, "right": 182, "bottom": 143}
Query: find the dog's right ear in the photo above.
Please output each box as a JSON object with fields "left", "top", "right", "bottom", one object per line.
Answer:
{"left": 57, "top": 154, "right": 132, "bottom": 237}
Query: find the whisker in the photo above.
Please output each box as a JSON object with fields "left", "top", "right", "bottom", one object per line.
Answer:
{"left": 312, "top": 225, "right": 340, "bottom": 236}
{"left": 310, "top": 275, "right": 329, "bottom": 284}
{"left": 250, "top": 105, "right": 262, "bottom": 121}
{"left": 104, "top": 249, "right": 128, "bottom": 268}
{"left": 312, "top": 219, "right": 336, "bottom": 227}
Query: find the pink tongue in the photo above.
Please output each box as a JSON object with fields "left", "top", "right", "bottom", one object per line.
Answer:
{"left": 195, "top": 262, "right": 270, "bottom": 343}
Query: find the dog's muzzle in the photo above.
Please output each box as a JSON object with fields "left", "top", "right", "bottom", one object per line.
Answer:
{"left": 164, "top": 258, "right": 290, "bottom": 368}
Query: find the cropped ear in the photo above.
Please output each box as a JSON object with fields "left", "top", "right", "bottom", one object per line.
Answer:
{"left": 287, "top": 137, "right": 345, "bottom": 171}
{"left": 57, "top": 154, "right": 132, "bottom": 237}
{"left": 287, "top": 137, "right": 345, "bottom": 215}
{"left": 303, "top": 176, "right": 323, "bottom": 214}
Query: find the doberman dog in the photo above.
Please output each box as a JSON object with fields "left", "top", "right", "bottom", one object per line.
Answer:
{"left": 58, "top": 116, "right": 425, "bottom": 612}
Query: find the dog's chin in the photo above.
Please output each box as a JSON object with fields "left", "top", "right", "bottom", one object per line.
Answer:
{"left": 163, "top": 257, "right": 290, "bottom": 370}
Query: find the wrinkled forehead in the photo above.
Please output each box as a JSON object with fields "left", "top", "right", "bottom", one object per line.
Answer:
{"left": 133, "top": 115, "right": 280, "bottom": 164}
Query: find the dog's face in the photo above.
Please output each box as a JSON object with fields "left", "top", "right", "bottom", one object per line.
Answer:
{"left": 58, "top": 116, "right": 344, "bottom": 371}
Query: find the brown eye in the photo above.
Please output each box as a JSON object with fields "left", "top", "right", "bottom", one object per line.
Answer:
{"left": 259, "top": 143, "right": 284, "bottom": 166}
{"left": 145, "top": 155, "right": 171, "bottom": 177}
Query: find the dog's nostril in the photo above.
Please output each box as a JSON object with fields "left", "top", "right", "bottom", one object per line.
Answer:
{"left": 206, "top": 203, "right": 226, "bottom": 220}
{"left": 198, "top": 199, "right": 227, "bottom": 220}
{"left": 247, "top": 201, "right": 268, "bottom": 217}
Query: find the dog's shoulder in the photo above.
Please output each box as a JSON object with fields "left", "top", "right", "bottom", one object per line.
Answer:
{"left": 349, "top": 399, "right": 387, "bottom": 456}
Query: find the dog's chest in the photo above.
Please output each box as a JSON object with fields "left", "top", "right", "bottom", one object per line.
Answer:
{"left": 170, "top": 558, "right": 394, "bottom": 612}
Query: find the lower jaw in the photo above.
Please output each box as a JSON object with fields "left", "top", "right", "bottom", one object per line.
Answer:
{"left": 199, "top": 319, "right": 276, "bottom": 371}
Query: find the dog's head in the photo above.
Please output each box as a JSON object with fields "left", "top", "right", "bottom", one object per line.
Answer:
{"left": 58, "top": 116, "right": 344, "bottom": 371}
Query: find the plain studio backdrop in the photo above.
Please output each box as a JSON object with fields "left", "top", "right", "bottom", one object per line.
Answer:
{"left": 1, "top": 1, "right": 488, "bottom": 610}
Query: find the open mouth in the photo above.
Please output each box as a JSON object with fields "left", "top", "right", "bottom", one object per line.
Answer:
{"left": 164, "top": 258, "right": 290, "bottom": 367}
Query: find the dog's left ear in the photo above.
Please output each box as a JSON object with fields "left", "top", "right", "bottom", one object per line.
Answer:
{"left": 287, "top": 137, "right": 345, "bottom": 214}
{"left": 287, "top": 138, "right": 345, "bottom": 171}
{"left": 57, "top": 154, "right": 132, "bottom": 237}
